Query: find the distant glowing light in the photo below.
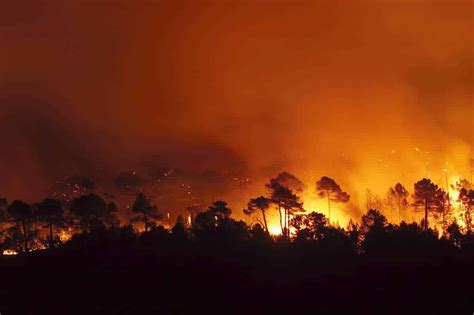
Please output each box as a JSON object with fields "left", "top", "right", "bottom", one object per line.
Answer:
{"left": 268, "top": 225, "right": 282, "bottom": 235}
{"left": 3, "top": 249, "right": 18, "bottom": 256}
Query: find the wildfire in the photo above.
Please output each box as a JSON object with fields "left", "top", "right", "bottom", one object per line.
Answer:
{"left": 59, "top": 229, "right": 73, "bottom": 242}
{"left": 3, "top": 249, "right": 18, "bottom": 255}
{"left": 268, "top": 225, "right": 282, "bottom": 236}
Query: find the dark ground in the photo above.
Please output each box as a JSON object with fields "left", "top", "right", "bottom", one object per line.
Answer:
{"left": 1, "top": 240, "right": 472, "bottom": 315}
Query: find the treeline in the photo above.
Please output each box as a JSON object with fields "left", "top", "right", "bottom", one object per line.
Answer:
{"left": 0, "top": 171, "right": 473, "bottom": 255}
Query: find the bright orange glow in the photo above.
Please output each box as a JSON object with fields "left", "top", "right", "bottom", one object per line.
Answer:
{"left": 59, "top": 229, "right": 73, "bottom": 242}
{"left": 2, "top": 249, "right": 18, "bottom": 256}
{"left": 268, "top": 224, "right": 282, "bottom": 236}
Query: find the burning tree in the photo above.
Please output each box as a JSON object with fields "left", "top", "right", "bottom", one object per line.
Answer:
{"left": 365, "top": 189, "right": 384, "bottom": 213}
{"left": 435, "top": 188, "right": 450, "bottom": 232}
{"left": 244, "top": 196, "right": 271, "bottom": 233}
{"left": 316, "top": 176, "right": 350, "bottom": 222}
{"left": 452, "top": 179, "right": 473, "bottom": 231}
{"left": 387, "top": 183, "right": 409, "bottom": 223}
{"left": 458, "top": 188, "right": 473, "bottom": 231}
{"left": 131, "top": 193, "right": 162, "bottom": 232}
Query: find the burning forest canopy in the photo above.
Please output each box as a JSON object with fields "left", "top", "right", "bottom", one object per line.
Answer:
{"left": 0, "top": 1, "right": 472, "bottom": 229}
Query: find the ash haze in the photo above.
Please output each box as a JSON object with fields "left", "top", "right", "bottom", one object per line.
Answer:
{"left": 0, "top": 0, "right": 472, "bottom": 223}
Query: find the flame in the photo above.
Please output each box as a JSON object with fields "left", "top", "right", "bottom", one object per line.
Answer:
{"left": 59, "top": 229, "right": 73, "bottom": 242}
{"left": 268, "top": 224, "right": 282, "bottom": 236}
{"left": 2, "top": 249, "right": 18, "bottom": 255}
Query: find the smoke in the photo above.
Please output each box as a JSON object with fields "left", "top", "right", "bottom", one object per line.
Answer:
{"left": 0, "top": 1, "right": 472, "bottom": 223}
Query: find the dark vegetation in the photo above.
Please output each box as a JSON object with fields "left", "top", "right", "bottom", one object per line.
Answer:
{"left": 0, "top": 173, "right": 473, "bottom": 314}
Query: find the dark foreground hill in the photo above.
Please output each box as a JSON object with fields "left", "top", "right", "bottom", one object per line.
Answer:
{"left": 0, "top": 227, "right": 473, "bottom": 315}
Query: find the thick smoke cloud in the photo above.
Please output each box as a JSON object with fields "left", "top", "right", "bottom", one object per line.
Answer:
{"left": 1, "top": 1, "right": 472, "bottom": 221}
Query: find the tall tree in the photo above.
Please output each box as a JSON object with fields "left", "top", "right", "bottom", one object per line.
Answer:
{"left": 365, "top": 189, "right": 384, "bottom": 213}
{"left": 37, "top": 198, "right": 64, "bottom": 248}
{"left": 412, "top": 178, "right": 443, "bottom": 231}
{"left": 268, "top": 183, "right": 303, "bottom": 238}
{"left": 244, "top": 196, "right": 271, "bottom": 233}
{"left": 7, "top": 200, "right": 34, "bottom": 252}
{"left": 316, "top": 176, "right": 350, "bottom": 222}
{"left": 458, "top": 188, "right": 474, "bottom": 231}
{"left": 280, "top": 190, "right": 304, "bottom": 238}
{"left": 435, "top": 188, "right": 450, "bottom": 232}
{"left": 70, "top": 193, "right": 109, "bottom": 232}
{"left": 132, "top": 193, "right": 162, "bottom": 232}
{"left": 267, "top": 172, "right": 305, "bottom": 193}
{"left": 266, "top": 172, "right": 305, "bottom": 237}
{"left": 452, "top": 179, "right": 473, "bottom": 231}
{"left": 361, "top": 209, "right": 388, "bottom": 233}
{"left": 387, "top": 183, "right": 409, "bottom": 223}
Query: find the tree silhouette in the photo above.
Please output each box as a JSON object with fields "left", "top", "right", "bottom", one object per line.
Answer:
{"left": 361, "top": 209, "right": 389, "bottom": 253}
{"left": 292, "top": 211, "right": 328, "bottom": 241}
{"left": 266, "top": 172, "right": 305, "bottom": 237}
{"left": 171, "top": 215, "right": 188, "bottom": 241}
{"left": 271, "top": 185, "right": 303, "bottom": 238}
{"left": 387, "top": 183, "right": 409, "bottom": 223}
{"left": 208, "top": 200, "right": 232, "bottom": 219}
{"left": 7, "top": 200, "right": 34, "bottom": 252}
{"left": 37, "top": 198, "right": 64, "bottom": 248}
{"left": 361, "top": 209, "right": 387, "bottom": 233}
{"left": 412, "top": 178, "right": 444, "bottom": 231}
{"left": 458, "top": 188, "right": 473, "bottom": 231}
{"left": 0, "top": 198, "right": 7, "bottom": 222}
{"left": 434, "top": 188, "right": 450, "bottom": 232}
{"left": 132, "top": 193, "right": 162, "bottom": 232}
{"left": 347, "top": 219, "right": 361, "bottom": 253}
{"left": 105, "top": 202, "right": 120, "bottom": 228}
{"left": 365, "top": 189, "right": 384, "bottom": 213}
{"left": 193, "top": 201, "right": 249, "bottom": 244}
{"left": 316, "top": 176, "right": 350, "bottom": 222}
{"left": 244, "top": 196, "right": 271, "bottom": 233}
{"left": 446, "top": 221, "right": 463, "bottom": 248}
{"left": 266, "top": 171, "right": 305, "bottom": 193}
{"left": 452, "top": 178, "right": 473, "bottom": 192}
{"left": 70, "top": 194, "right": 109, "bottom": 232}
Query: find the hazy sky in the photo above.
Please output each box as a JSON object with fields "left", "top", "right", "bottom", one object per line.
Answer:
{"left": 1, "top": 0, "right": 472, "bottom": 207}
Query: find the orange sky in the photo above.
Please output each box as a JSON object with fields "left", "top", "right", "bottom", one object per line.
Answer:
{"left": 0, "top": 1, "right": 472, "bottom": 222}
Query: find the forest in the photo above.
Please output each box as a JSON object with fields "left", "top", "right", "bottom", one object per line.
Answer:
{"left": 0, "top": 171, "right": 473, "bottom": 314}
